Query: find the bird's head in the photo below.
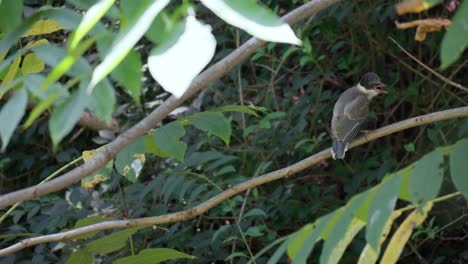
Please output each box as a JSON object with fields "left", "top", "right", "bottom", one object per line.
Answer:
{"left": 359, "top": 72, "right": 387, "bottom": 95}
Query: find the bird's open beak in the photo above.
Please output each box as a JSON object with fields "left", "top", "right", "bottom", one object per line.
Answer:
{"left": 375, "top": 83, "right": 387, "bottom": 94}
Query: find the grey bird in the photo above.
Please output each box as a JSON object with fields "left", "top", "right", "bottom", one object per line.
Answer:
{"left": 331, "top": 72, "right": 387, "bottom": 159}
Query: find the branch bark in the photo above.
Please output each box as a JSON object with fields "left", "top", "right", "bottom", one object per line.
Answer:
{"left": 1, "top": 106, "right": 467, "bottom": 256}
{"left": 0, "top": 0, "right": 341, "bottom": 209}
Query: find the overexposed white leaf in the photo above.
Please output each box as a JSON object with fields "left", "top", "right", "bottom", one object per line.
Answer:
{"left": 201, "top": 0, "right": 301, "bottom": 45}
{"left": 88, "top": 0, "right": 169, "bottom": 93}
{"left": 148, "top": 15, "right": 216, "bottom": 98}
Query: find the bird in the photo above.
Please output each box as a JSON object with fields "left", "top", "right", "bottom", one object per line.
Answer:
{"left": 331, "top": 72, "right": 387, "bottom": 159}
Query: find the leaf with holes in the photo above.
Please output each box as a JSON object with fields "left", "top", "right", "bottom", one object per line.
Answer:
{"left": 115, "top": 138, "right": 146, "bottom": 182}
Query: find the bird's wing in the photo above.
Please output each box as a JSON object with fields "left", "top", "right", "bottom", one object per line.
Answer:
{"left": 332, "top": 115, "right": 363, "bottom": 143}
{"left": 332, "top": 96, "right": 368, "bottom": 143}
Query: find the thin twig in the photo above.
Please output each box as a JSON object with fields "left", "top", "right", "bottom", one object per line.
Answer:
{"left": 389, "top": 37, "right": 468, "bottom": 93}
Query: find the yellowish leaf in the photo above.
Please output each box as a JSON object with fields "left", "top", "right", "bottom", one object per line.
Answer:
{"left": 24, "top": 39, "right": 50, "bottom": 50}
{"left": 328, "top": 218, "right": 365, "bottom": 264}
{"left": 395, "top": 0, "right": 442, "bottom": 15}
{"left": 357, "top": 210, "right": 402, "bottom": 264}
{"left": 82, "top": 172, "right": 110, "bottom": 189}
{"left": 82, "top": 150, "right": 98, "bottom": 163}
{"left": 0, "top": 49, "right": 9, "bottom": 64}
{"left": 21, "top": 53, "right": 45, "bottom": 74}
{"left": 23, "top": 19, "right": 64, "bottom": 37}
{"left": 1, "top": 55, "right": 21, "bottom": 85}
{"left": 380, "top": 202, "right": 433, "bottom": 263}
{"left": 395, "top": 19, "right": 451, "bottom": 42}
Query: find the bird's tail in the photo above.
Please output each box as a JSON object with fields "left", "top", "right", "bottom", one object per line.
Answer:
{"left": 331, "top": 139, "right": 347, "bottom": 160}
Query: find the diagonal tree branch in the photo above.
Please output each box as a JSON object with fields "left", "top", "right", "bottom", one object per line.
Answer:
{"left": 0, "top": 0, "right": 341, "bottom": 209}
{"left": 0, "top": 106, "right": 467, "bottom": 256}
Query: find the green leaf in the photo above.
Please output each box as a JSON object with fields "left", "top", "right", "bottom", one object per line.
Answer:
{"left": 200, "top": 0, "right": 301, "bottom": 45}
{"left": 267, "top": 237, "right": 290, "bottom": 264}
{"left": 81, "top": 160, "right": 113, "bottom": 189}
{"left": 187, "top": 112, "right": 231, "bottom": 144}
{"left": 319, "top": 194, "right": 368, "bottom": 264}
{"left": 115, "top": 138, "right": 146, "bottom": 182}
{"left": 450, "top": 138, "right": 468, "bottom": 198}
{"left": 0, "top": 8, "right": 103, "bottom": 55}
{"left": 148, "top": 15, "right": 216, "bottom": 98}
{"left": 147, "top": 122, "right": 187, "bottom": 161}
{"left": 33, "top": 44, "right": 91, "bottom": 77}
{"left": 0, "top": 88, "right": 27, "bottom": 151}
{"left": 397, "top": 167, "right": 413, "bottom": 202}
{"left": 84, "top": 227, "right": 141, "bottom": 254}
{"left": 89, "top": 0, "right": 169, "bottom": 92}
{"left": 354, "top": 188, "right": 377, "bottom": 222}
{"left": 72, "top": 215, "right": 115, "bottom": 240}
{"left": 87, "top": 78, "right": 116, "bottom": 124}
{"left": 49, "top": 85, "right": 89, "bottom": 147}
{"left": 366, "top": 175, "right": 402, "bottom": 250}
{"left": 66, "top": 0, "right": 119, "bottom": 19}
{"left": 290, "top": 213, "right": 332, "bottom": 264}
{"left": 66, "top": 250, "right": 93, "bottom": 264}
{"left": 145, "top": 11, "right": 174, "bottom": 44}
{"left": 213, "top": 104, "right": 260, "bottom": 116}
{"left": 0, "top": 0, "right": 23, "bottom": 34}
{"left": 21, "top": 53, "right": 44, "bottom": 74}
{"left": 409, "top": 150, "right": 444, "bottom": 205}
{"left": 113, "top": 248, "right": 196, "bottom": 264}
{"left": 97, "top": 34, "right": 142, "bottom": 106}
{"left": 68, "top": 0, "right": 115, "bottom": 50}
{"left": 441, "top": 0, "right": 468, "bottom": 68}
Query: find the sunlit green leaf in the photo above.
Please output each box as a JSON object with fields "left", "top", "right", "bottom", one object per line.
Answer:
{"left": 72, "top": 215, "right": 115, "bottom": 240}
{"left": 89, "top": 0, "right": 169, "bottom": 92}
{"left": 200, "top": 0, "right": 301, "bottom": 45}
{"left": 21, "top": 53, "right": 45, "bottom": 74}
{"left": 68, "top": 0, "right": 115, "bottom": 50}
{"left": 66, "top": 250, "right": 93, "bottom": 264}
{"left": 366, "top": 175, "right": 402, "bottom": 249}
{"left": 66, "top": 0, "right": 119, "bottom": 18}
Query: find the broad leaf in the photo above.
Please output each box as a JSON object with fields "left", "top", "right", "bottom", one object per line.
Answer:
{"left": 440, "top": 0, "right": 468, "bottom": 68}
{"left": 72, "top": 215, "right": 115, "bottom": 240}
{"left": 22, "top": 19, "right": 64, "bottom": 37}
{"left": 450, "top": 138, "right": 468, "bottom": 198}
{"left": 66, "top": 0, "right": 120, "bottom": 18}
{"left": 115, "top": 138, "right": 146, "bottom": 182}
{"left": 380, "top": 202, "right": 433, "bottom": 263}
{"left": 2, "top": 55, "right": 21, "bottom": 85}
{"left": 148, "top": 15, "right": 216, "bottom": 98}
{"left": 49, "top": 86, "right": 89, "bottom": 147}
{"left": 365, "top": 175, "right": 402, "bottom": 249}
{"left": 187, "top": 112, "right": 231, "bottom": 144}
{"left": 21, "top": 53, "right": 45, "bottom": 74}
{"left": 357, "top": 210, "right": 402, "bottom": 264}
{"left": 96, "top": 34, "right": 142, "bottom": 106}
{"left": 0, "top": 0, "right": 23, "bottom": 34}
{"left": 200, "top": 0, "right": 301, "bottom": 45}
{"left": 66, "top": 250, "right": 93, "bottom": 264}
{"left": 114, "top": 248, "right": 195, "bottom": 264}
{"left": 147, "top": 122, "right": 187, "bottom": 161}
{"left": 319, "top": 194, "right": 368, "bottom": 264}
{"left": 409, "top": 150, "right": 444, "bottom": 205}
{"left": 87, "top": 78, "right": 116, "bottom": 124}
{"left": 89, "top": 0, "right": 169, "bottom": 92}
{"left": 0, "top": 88, "right": 27, "bottom": 151}
{"left": 84, "top": 227, "right": 141, "bottom": 254}
{"left": 68, "top": 0, "right": 115, "bottom": 50}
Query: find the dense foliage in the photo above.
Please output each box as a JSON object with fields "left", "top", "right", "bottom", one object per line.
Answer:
{"left": 0, "top": 0, "right": 467, "bottom": 263}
